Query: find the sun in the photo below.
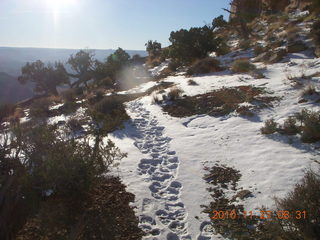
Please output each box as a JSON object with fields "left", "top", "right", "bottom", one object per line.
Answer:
{"left": 46, "top": 0, "right": 77, "bottom": 11}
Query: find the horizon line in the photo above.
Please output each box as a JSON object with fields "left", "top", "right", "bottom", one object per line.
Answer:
{"left": 0, "top": 45, "right": 146, "bottom": 51}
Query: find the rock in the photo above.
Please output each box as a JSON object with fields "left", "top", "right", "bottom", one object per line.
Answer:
{"left": 268, "top": 49, "right": 287, "bottom": 63}
{"left": 286, "top": 41, "right": 307, "bottom": 53}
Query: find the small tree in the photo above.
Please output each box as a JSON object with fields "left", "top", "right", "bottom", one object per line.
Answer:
{"left": 105, "top": 48, "right": 130, "bottom": 78}
{"left": 145, "top": 40, "right": 162, "bottom": 58}
{"left": 18, "top": 60, "right": 69, "bottom": 96}
{"left": 212, "top": 15, "right": 227, "bottom": 30}
{"left": 169, "top": 25, "right": 218, "bottom": 63}
{"left": 67, "top": 49, "right": 95, "bottom": 88}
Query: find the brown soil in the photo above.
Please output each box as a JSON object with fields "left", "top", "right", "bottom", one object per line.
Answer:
{"left": 163, "top": 86, "right": 278, "bottom": 118}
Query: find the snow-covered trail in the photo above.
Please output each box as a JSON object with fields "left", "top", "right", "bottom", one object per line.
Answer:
{"left": 128, "top": 100, "right": 192, "bottom": 240}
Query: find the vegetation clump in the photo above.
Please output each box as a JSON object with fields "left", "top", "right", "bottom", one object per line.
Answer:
{"left": 260, "top": 118, "right": 278, "bottom": 134}
{"left": 0, "top": 122, "right": 133, "bottom": 239}
{"left": 186, "top": 57, "right": 222, "bottom": 75}
{"left": 231, "top": 59, "right": 256, "bottom": 73}
{"left": 163, "top": 86, "right": 275, "bottom": 118}
{"left": 261, "top": 109, "right": 320, "bottom": 143}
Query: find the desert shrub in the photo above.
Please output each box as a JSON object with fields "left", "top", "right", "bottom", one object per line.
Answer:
{"left": 28, "top": 97, "right": 51, "bottom": 119}
{"left": 286, "top": 26, "right": 300, "bottom": 39}
{"left": 0, "top": 123, "right": 127, "bottom": 239}
{"left": 231, "top": 59, "right": 256, "bottom": 73}
{"left": 87, "top": 88, "right": 106, "bottom": 105}
{"left": 98, "top": 76, "right": 114, "bottom": 88}
{"left": 61, "top": 88, "right": 77, "bottom": 102}
{"left": 215, "top": 41, "right": 231, "bottom": 56}
{"left": 260, "top": 118, "right": 278, "bottom": 134}
{"left": 167, "top": 87, "right": 183, "bottom": 101}
{"left": 168, "top": 61, "right": 180, "bottom": 71}
{"left": 301, "top": 110, "right": 320, "bottom": 143}
{"left": 57, "top": 101, "right": 79, "bottom": 115}
{"left": 280, "top": 116, "right": 300, "bottom": 135}
{"left": 271, "top": 170, "right": 320, "bottom": 239}
{"left": 311, "top": 20, "right": 320, "bottom": 46}
{"left": 186, "top": 57, "right": 222, "bottom": 75}
{"left": 301, "top": 85, "right": 318, "bottom": 96}
{"left": 238, "top": 39, "right": 251, "bottom": 50}
{"left": 0, "top": 103, "right": 16, "bottom": 123}
{"left": 66, "top": 117, "right": 85, "bottom": 133}
{"left": 254, "top": 45, "right": 265, "bottom": 56}
{"left": 188, "top": 79, "right": 198, "bottom": 85}
{"left": 89, "top": 96, "right": 129, "bottom": 133}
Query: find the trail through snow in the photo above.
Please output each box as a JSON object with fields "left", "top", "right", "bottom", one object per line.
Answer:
{"left": 129, "top": 100, "right": 192, "bottom": 239}
{"left": 125, "top": 100, "right": 215, "bottom": 240}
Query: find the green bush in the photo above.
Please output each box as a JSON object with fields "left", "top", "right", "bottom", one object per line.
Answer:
{"left": 61, "top": 88, "right": 77, "bottom": 102}
{"left": 215, "top": 41, "right": 231, "bottom": 56}
{"left": 186, "top": 57, "right": 222, "bottom": 75}
{"left": 58, "top": 101, "right": 79, "bottom": 115}
{"left": 231, "top": 59, "right": 256, "bottom": 73}
{"left": 169, "top": 26, "right": 219, "bottom": 63}
{"left": 261, "top": 118, "right": 278, "bottom": 134}
{"left": 89, "top": 96, "right": 130, "bottom": 133}
{"left": 0, "top": 123, "right": 127, "bottom": 239}
{"left": 29, "top": 97, "right": 51, "bottom": 120}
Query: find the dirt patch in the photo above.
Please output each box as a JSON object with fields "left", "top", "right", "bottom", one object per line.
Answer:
{"left": 163, "top": 86, "right": 278, "bottom": 118}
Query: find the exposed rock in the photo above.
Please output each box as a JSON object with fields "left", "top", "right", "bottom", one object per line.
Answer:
{"left": 286, "top": 41, "right": 307, "bottom": 53}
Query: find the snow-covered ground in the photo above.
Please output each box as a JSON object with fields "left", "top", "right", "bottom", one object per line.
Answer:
{"left": 109, "top": 51, "right": 320, "bottom": 239}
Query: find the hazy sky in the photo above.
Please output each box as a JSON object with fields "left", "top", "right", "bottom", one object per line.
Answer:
{"left": 0, "top": 0, "right": 230, "bottom": 50}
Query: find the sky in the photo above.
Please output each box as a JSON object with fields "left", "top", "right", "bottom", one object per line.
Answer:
{"left": 0, "top": 0, "right": 231, "bottom": 50}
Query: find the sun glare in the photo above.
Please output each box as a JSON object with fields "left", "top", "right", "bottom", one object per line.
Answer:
{"left": 46, "top": 0, "right": 77, "bottom": 11}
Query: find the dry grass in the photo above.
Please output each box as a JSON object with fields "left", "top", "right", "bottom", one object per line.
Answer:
{"left": 167, "top": 87, "right": 183, "bottom": 101}
{"left": 186, "top": 57, "right": 222, "bottom": 75}
{"left": 231, "top": 59, "right": 256, "bottom": 73}
{"left": 163, "top": 86, "right": 276, "bottom": 118}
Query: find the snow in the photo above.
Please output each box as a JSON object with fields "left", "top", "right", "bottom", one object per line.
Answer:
{"left": 149, "top": 61, "right": 170, "bottom": 77}
{"left": 117, "top": 81, "right": 159, "bottom": 95}
{"left": 109, "top": 52, "right": 320, "bottom": 239}
{"left": 4, "top": 38, "right": 319, "bottom": 239}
